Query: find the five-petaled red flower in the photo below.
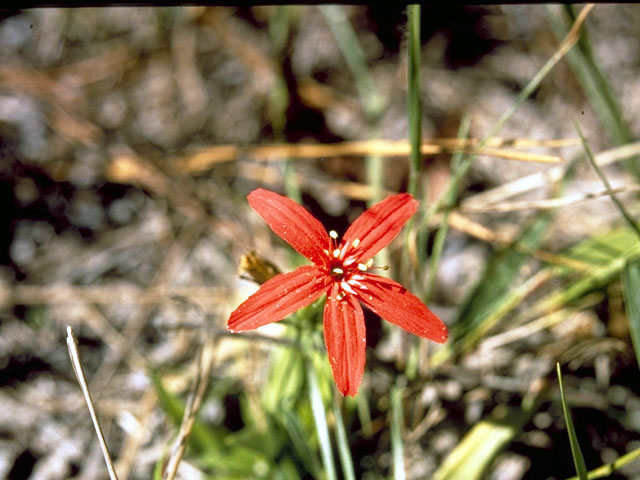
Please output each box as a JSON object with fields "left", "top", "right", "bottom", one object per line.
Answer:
{"left": 228, "top": 188, "right": 448, "bottom": 396}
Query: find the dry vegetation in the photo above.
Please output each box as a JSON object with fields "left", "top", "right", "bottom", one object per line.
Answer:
{"left": 1, "top": 5, "right": 640, "bottom": 480}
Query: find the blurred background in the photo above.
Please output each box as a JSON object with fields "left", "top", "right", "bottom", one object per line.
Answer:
{"left": 1, "top": 5, "right": 640, "bottom": 480}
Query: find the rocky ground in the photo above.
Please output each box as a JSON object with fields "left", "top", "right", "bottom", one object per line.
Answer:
{"left": 1, "top": 5, "right": 640, "bottom": 480}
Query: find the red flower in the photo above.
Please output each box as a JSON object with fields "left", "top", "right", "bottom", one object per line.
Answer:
{"left": 228, "top": 188, "right": 448, "bottom": 396}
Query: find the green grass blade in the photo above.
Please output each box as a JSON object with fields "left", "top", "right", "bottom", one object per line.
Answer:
{"left": 424, "top": 5, "right": 592, "bottom": 224}
{"left": 431, "top": 211, "right": 553, "bottom": 366}
{"left": 319, "top": 4, "right": 384, "bottom": 206}
{"left": 318, "top": 5, "right": 384, "bottom": 119}
{"left": 356, "top": 386, "right": 373, "bottom": 438}
{"left": 390, "top": 382, "right": 406, "bottom": 480}
{"left": 574, "top": 120, "right": 640, "bottom": 240}
{"left": 622, "top": 258, "right": 640, "bottom": 371}
{"left": 332, "top": 398, "right": 356, "bottom": 480}
{"left": 531, "top": 236, "right": 640, "bottom": 318}
{"left": 307, "top": 363, "right": 337, "bottom": 480}
{"left": 274, "top": 410, "right": 323, "bottom": 478}
{"left": 547, "top": 6, "right": 640, "bottom": 179}
{"left": 560, "top": 226, "right": 640, "bottom": 268}
{"left": 406, "top": 4, "right": 422, "bottom": 198}
{"left": 565, "top": 446, "right": 640, "bottom": 480}
{"left": 402, "top": 3, "right": 424, "bottom": 382}
{"left": 557, "top": 363, "right": 588, "bottom": 480}
{"left": 262, "top": 342, "right": 305, "bottom": 412}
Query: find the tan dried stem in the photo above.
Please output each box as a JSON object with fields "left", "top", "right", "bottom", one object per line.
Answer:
{"left": 162, "top": 339, "right": 217, "bottom": 480}
{"left": 66, "top": 326, "right": 120, "bottom": 480}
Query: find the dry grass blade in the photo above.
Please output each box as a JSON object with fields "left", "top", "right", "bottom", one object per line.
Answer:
{"left": 463, "top": 141, "right": 640, "bottom": 208}
{"left": 444, "top": 212, "right": 591, "bottom": 271}
{"left": 66, "top": 326, "right": 120, "bottom": 480}
{"left": 461, "top": 184, "right": 640, "bottom": 213}
{"left": 575, "top": 121, "right": 640, "bottom": 239}
{"left": 168, "top": 139, "right": 566, "bottom": 174}
{"left": 162, "top": 339, "right": 216, "bottom": 480}
{"left": 480, "top": 307, "right": 578, "bottom": 351}
{"left": 0, "top": 284, "right": 225, "bottom": 307}
{"left": 115, "top": 390, "right": 158, "bottom": 480}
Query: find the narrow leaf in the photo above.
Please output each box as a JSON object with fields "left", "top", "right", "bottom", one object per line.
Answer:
{"left": 307, "top": 364, "right": 338, "bottom": 480}
{"left": 557, "top": 363, "right": 588, "bottom": 480}
{"left": 333, "top": 398, "right": 356, "bottom": 480}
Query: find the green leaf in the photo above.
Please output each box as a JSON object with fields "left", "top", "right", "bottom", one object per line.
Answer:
{"left": 262, "top": 342, "right": 306, "bottom": 412}
{"left": 561, "top": 227, "right": 640, "bottom": 267}
{"left": 531, "top": 239, "right": 640, "bottom": 319}
{"left": 557, "top": 363, "right": 588, "bottom": 480}
{"left": 273, "top": 410, "right": 323, "bottom": 478}
{"left": 622, "top": 258, "right": 640, "bottom": 371}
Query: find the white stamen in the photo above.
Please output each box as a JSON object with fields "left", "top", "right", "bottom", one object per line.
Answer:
{"left": 329, "top": 230, "right": 339, "bottom": 239}
{"left": 343, "top": 257, "right": 356, "bottom": 267}
{"left": 340, "top": 280, "right": 357, "bottom": 295}
{"left": 352, "top": 238, "right": 360, "bottom": 248}
{"left": 323, "top": 249, "right": 330, "bottom": 255}
{"left": 348, "top": 278, "right": 368, "bottom": 290}
{"left": 366, "top": 258, "right": 374, "bottom": 268}
{"left": 357, "top": 263, "right": 368, "bottom": 272}
{"left": 332, "top": 267, "right": 344, "bottom": 275}
{"left": 332, "top": 248, "right": 341, "bottom": 258}
{"left": 336, "top": 291, "right": 345, "bottom": 301}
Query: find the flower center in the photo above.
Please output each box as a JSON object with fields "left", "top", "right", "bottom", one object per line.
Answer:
{"left": 326, "top": 230, "right": 381, "bottom": 282}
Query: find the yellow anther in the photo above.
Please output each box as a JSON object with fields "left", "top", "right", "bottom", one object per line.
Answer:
{"left": 352, "top": 238, "right": 360, "bottom": 248}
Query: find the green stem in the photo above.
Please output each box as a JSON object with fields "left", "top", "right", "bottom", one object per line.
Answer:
{"left": 333, "top": 398, "right": 356, "bottom": 480}
{"left": 307, "top": 362, "right": 338, "bottom": 480}
{"left": 406, "top": 4, "right": 422, "bottom": 198}
{"left": 390, "top": 381, "right": 406, "bottom": 480}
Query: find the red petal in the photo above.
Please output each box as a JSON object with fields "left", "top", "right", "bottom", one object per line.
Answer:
{"left": 354, "top": 274, "right": 448, "bottom": 343}
{"left": 228, "top": 265, "right": 330, "bottom": 331}
{"left": 341, "top": 193, "right": 418, "bottom": 263}
{"left": 248, "top": 189, "right": 330, "bottom": 267}
{"left": 323, "top": 283, "right": 366, "bottom": 396}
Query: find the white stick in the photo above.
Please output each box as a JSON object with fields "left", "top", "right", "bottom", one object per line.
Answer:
{"left": 66, "top": 325, "right": 119, "bottom": 480}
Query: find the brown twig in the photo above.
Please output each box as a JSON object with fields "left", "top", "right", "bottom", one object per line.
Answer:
{"left": 162, "top": 338, "right": 217, "bottom": 480}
